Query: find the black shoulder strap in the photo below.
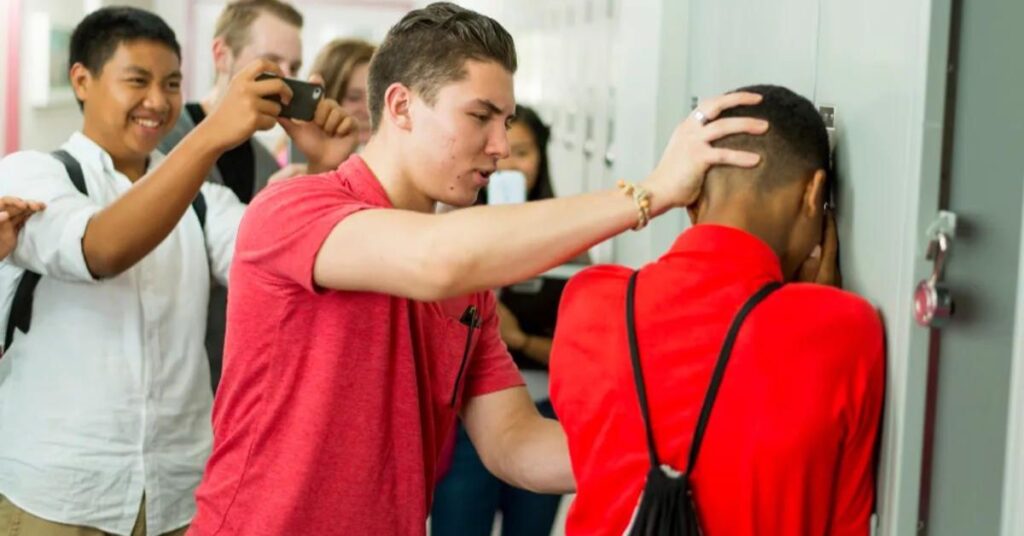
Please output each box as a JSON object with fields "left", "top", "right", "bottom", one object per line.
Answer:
{"left": 684, "top": 281, "right": 781, "bottom": 475}
{"left": 4, "top": 271, "right": 40, "bottom": 352}
{"left": 626, "top": 270, "right": 662, "bottom": 467}
{"left": 51, "top": 149, "right": 87, "bottom": 195}
{"left": 626, "top": 271, "right": 782, "bottom": 475}
{"left": 192, "top": 192, "right": 207, "bottom": 230}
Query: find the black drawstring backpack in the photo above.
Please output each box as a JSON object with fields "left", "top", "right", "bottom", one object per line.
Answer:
{"left": 624, "top": 271, "right": 781, "bottom": 536}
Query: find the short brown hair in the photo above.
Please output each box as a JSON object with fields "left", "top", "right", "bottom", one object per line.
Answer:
{"left": 367, "top": 2, "right": 517, "bottom": 131}
{"left": 311, "top": 38, "right": 376, "bottom": 102}
{"left": 214, "top": 0, "right": 303, "bottom": 56}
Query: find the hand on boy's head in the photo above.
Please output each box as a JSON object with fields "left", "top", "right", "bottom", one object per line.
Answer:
{"left": 642, "top": 91, "right": 769, "bottom": 214}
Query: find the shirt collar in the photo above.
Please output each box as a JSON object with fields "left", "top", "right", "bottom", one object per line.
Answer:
{"left": 663, "top": 224, "right": 785, "bottom": 282}
{"left": 337, "top": 155, "right": 394, "bottom": 208}
{"left": 64, "top": 131, "right": 161, "bottom": 176}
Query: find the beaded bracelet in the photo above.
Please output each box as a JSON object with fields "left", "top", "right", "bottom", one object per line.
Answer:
{"left": 616, "top": 179, "right": 652, "bottom": 231}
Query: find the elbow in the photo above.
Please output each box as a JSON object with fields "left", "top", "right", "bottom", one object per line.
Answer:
{"left": 474, "top": 422, "right": 537, "bottom": 492}
{"left": 414, "top": 241, "right": 474, "bottom": 301}
{"left": 476, "top": 441, "right": 523, "bottom": 489}
{"left": 479, "top": 439, "right": 546, "bottom": 493}
{"left": 83, "top": 243, "right": 134, "bottom": 279}
{"left": 413, "top": 261, "right": 462, "bottom": 301}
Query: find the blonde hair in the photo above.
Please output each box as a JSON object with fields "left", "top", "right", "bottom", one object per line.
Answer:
{"left": 311, "top": 38, "right": 376, "bottom": 102}
{"left": 214, "top": 0, "right": 303, "bottom": 55}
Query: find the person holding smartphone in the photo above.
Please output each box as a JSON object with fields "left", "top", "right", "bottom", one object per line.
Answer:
{"left": 158, "top": 0, "right": 357, "bottom": 389}
{"left": 0, "top": 7, "right": 354, "bottom": 535}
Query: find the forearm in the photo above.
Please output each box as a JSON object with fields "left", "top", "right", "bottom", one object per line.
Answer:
{"left": 431, "top": 184, "right": 669, "bottom": 298}
{"left": 488, "top": 414, "right": 575, "bottom": 494}
{"left": 82, "top": 124, "right": 225, "bottom": 276}
{"left": 318, "top": 90, "right": 767, "bottom": 298}
{"left": 463, "top": 387, "right": 575, "bottom": 494}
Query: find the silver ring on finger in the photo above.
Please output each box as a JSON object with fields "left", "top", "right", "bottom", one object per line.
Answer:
{"left": 691, "top": 109, "right": 710, "bottom": 126}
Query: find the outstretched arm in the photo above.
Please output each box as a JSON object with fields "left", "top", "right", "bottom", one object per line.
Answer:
{"left": 313, "top": 92, "right": 769, "bottom": 301}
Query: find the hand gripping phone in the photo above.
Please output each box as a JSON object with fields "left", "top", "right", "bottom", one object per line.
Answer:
{"left": 255, "top": 72, "right": 323, "bottom": 121}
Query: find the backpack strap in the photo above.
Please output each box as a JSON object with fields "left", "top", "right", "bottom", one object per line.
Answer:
{"left": 626, "top": 270, "right": 662, "bottom": 467}
{"left": 51, "top": 149, "right": 88, "bottom": 195}
{"left": 191, "top": 191, "right": 207, "bottom": 231}
{"left": 625, "top": 270, "right": 782, "bottom": 476}
{"left": 4, "top": 271, "right": 41, "bottom": 352}
{"left": 684, "top": 280, "right": 781, "bottom": 476}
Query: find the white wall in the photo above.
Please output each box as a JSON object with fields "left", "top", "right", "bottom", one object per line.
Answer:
{"left": 15, "top": 0, "right": 88, "bottom": 151}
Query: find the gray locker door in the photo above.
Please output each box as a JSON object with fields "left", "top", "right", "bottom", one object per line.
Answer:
{"left": 1002, "top": 184, "right": 1024, "bottom": 536}
{"left": 917, "top": 0, "right": 1024, "bottom": 533}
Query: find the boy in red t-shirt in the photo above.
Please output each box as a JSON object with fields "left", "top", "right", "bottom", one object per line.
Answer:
{"left": 190, "top": 4, "right": 774, "bottom": 535}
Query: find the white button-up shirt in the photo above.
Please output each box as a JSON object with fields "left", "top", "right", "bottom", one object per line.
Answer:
{"left": 0, "top": 132, "right": 244, "bottom": 535}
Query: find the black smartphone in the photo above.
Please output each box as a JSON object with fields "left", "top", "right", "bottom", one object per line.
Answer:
{"left": 255, "top": 72, "right": 323, "bottom": 121}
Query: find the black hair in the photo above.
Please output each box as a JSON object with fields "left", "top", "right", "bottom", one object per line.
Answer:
{"left": 69, "top": 7, "right": 181, "bottom": 108}
{"left": 713, "top": 84, "right": 831, "bottom": 193}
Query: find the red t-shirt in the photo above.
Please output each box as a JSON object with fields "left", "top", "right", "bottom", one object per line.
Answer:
{"left": 550, "top": 224, "right": 885, "bottom": 535}
{"left": 189, "top": 156, "right": 524, "bottom": 535}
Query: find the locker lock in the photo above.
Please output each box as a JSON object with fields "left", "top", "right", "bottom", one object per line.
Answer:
{"left": 914, "top": 230, "right": 955, "bottom": 327}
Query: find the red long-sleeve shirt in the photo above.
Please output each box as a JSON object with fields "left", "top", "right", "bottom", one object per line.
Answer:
{"left": 550, "top": 224, "right": 885, "bottom": 535}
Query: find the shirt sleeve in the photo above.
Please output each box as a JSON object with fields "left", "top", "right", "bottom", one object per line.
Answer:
{"left": 200, "top": 181, "right": 246, "bottom": 286}
{"left": 233, "top": 175, "right": 375, "bottom": 293}
{"left": 0, "top": 151, "right": 101, "bottom": 282}
{"left": 462, "top": 290, "right": 524, "bottom": 399}
{"left": 830, "top": 306, "right": 887, "bottom": 535}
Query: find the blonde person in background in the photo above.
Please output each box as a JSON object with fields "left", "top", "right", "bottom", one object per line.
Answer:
{"left": 275, "top": 38, "right": 376, "bottom": 163}
{"left": 158, "top": 0, "right": 357, "bottom": 391}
